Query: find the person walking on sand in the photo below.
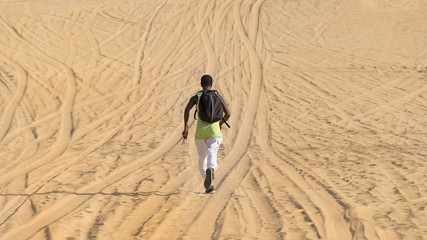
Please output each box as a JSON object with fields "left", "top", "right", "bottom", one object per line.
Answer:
{"left": 182, "top": 75, "right": 231, "bottom": 194}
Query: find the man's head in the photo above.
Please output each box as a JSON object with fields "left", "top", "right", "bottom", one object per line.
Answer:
{"left": 201, "top": 75, "right": 213, "bottom": 88}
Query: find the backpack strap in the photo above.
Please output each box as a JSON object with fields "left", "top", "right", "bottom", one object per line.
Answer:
{"left": 194, "top": 91, "right": 203, "bottom": 120}
{"left": 212, "top": 90, "right": 230, "bottom": 128}
{"left": 196, "top": 91, "right": 203, "bottom": 112}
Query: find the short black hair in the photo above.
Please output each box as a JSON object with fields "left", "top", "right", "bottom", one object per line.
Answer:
{"left": 201, "top": 75, "right": 213, "bottom": 87}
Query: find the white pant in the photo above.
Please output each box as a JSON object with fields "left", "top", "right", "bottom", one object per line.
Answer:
{"left": 195, "top": 137, "right": 223, "bottom": 178}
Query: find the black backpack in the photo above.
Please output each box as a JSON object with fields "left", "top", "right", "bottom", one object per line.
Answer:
{"left": 195, "top": 90, "right": 230, "bottom": 127}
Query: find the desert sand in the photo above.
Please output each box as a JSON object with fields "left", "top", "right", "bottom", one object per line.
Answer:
{"left": 0, "top": 0, "right": 426, "bottom": 239}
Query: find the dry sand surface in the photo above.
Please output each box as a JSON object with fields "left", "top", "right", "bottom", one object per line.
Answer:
{"left": 0, "top": 0, "right": 426, "bottom": 239}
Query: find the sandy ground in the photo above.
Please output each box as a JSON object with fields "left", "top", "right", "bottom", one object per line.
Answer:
{"left": 0, "top": 0, "right": 426, "bottom": 239}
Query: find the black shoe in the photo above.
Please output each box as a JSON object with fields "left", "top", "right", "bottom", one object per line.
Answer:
{"left": 204, "top": 168, "right": 214, "bottom": 190}
{"left": 205, "top": 185, "right": 215, "bottom": 194}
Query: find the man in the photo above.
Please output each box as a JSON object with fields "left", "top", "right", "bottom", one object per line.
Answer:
{"left": 182, "top": 75, "right": 231, "bottom": 193}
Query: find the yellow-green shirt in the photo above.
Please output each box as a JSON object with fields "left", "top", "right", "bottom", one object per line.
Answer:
{"left": 195, "top": 119, "right": 222, "bottom": 140}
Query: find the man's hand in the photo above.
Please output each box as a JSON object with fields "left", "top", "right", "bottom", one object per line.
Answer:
{"left": 182, "top": 122, "right": 189, "bottom": 139}
{"left": 182, "top": 128, "right": 188, "bottom": 139}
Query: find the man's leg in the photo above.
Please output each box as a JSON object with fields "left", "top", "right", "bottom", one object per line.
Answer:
{"left": 203, "top": 137, "right": 222, "bottom": 191}
{"left": 206, "top": 137, "right": 223, "bottom": 171}
{"left": 195, "top": 138, "right": 208, "bottom": 178}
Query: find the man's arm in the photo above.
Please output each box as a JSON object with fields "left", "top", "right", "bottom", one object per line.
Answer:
{"left": 217, "top": 94, "right": 231, "bottom": 127}
{"left": 182, "top": 95, "right": 198, "bottom": 139}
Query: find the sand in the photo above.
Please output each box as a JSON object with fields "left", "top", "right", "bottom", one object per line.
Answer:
{"left": 0, "top": 0, "right": 426, "bottom": 239}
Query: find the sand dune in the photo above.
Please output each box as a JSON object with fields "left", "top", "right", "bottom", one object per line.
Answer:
{"left": 0, "top": 0, "right": 426, "bottom": 239}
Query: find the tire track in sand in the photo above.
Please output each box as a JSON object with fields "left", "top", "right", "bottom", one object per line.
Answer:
{"left": 132, "top": 2, "right": 166, "bottom": 86}
{"left": 0, "top": 57, "right": 195, "bottom": 239}
{"left": 0, "top": 16, "right": 76, "bottom": 187}
{"left": 199, "top": 0, "right": 216, "bottom": 75}
{"left": 0, "top": 126, "right": 184, "bottom": 240}
{"left": 108, "top": 1, "right": 264, "bottom": 238}
{"left": 0, "top": 81, "right": 196, "bottom": 237}
{"left": 0, "top": 57, "right": 27, "bottom": 143}
{"left": 110, "top": 2, "right": 237, "bottom": 236}
{"left": 253, "top": 70, "right": 361, "bottom": 239}
{"left": 257, "top": 91, "right": 363, "bottom": 239}
{"left": 180, "top": 1, "right": 265, "bottom": 238}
